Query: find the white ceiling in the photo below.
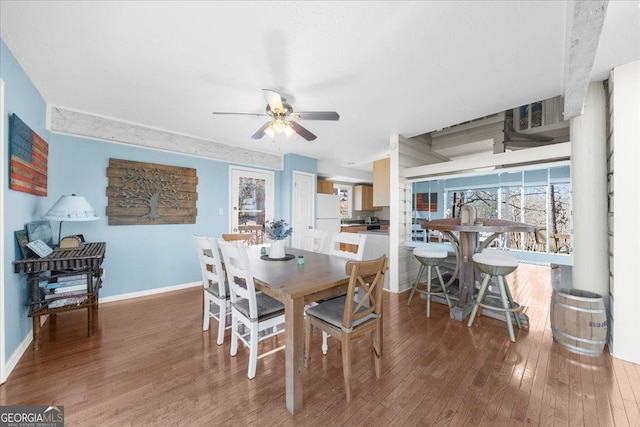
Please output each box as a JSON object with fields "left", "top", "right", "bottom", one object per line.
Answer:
{"left": 1, "top": 1, "right": 639, "bottom": 173}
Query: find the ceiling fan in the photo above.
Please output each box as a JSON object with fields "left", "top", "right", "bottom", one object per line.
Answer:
{"left": 212, "top": 89, "right": 339, "bottom": 141}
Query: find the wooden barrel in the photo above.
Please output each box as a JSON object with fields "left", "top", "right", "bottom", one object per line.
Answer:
{"left": 550, "top": 288, "right": 607, "bottom": 356}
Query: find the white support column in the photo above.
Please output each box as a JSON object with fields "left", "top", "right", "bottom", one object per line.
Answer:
{"left": 570, "top": 82, "right": 608, "bottom": 297}
{"left": 610, "top": 61, "right": 640, "bottom": 364}
{"left": 389, "top": 135, "right": 400, "bottom": 293}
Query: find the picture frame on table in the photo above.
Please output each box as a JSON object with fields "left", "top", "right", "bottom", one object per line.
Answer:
{"left": 14, "top": 229, "right": 30, "bottom": 259}
{"left": 26, "top": 220, "right": 53, "bottom": 247}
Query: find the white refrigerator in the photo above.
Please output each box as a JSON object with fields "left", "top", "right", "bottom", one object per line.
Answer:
{"left": 316, "top": 194, "right": 341, "bottom": 234}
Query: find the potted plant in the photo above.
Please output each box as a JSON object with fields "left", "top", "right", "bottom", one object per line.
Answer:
{"left": 265, "top": 219, "right": 293, "bottom": 259}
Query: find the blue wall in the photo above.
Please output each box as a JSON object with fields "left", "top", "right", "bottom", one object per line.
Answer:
{"left": 2, "top": 37, "right": 304, "bottom": 365}
{"left": 1, "top": 38, "right": 50, "bottom": 360}
{"left": 49, "top": 134, "right": 236, "bottom": 297}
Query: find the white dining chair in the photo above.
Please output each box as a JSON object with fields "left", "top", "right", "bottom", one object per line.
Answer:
{"left": 319, "top": 232, "right": 368, "bottom": 353}
{"left": 193, "top": 234, "right": 231, "bottom": 345}
{"left": 218, "top": 239, "right": 285, "bottom": 379}
{"left": 328, "top": 232, "right": 367, "bottom": 261}
{"left": 300, "top": 228, "right": 329, "bottom": 253}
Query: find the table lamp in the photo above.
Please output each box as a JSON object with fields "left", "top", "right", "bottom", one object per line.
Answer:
{"left": 42, "top": 194, "right": 99, "bottom": 248}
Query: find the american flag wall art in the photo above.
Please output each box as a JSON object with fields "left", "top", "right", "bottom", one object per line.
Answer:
{"left": 9, "top": 113, "right": 48, "bottom": 196}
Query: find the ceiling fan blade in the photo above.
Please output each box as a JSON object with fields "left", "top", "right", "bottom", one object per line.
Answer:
{"left": 251, "top": 122, "right": 272, "bottom": 139}
{"left": 212, "top": 112, "right": 268, "bottom": 117}
{"left": 290, "top": 111, "right": 340, "bottom": 121}
{"left": 289, "top": 121, "right": 317, "bottom": 141}
{"left": 262, "top": 89, "right": 283, "bottom": 112}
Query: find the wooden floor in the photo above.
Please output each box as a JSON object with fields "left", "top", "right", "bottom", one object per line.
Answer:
{"left": 2, "top": 263, "right": 640, "bottom": 426}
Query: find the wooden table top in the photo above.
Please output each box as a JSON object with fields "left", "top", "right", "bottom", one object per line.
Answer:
{"left": 247, "top": 247, "right": 350, "bottom": 301}
{"left": 423, "top": 218, "right": 534, "bottom": 233}
{"left": 13, "top": 242, "right": 106, "bottom": 274}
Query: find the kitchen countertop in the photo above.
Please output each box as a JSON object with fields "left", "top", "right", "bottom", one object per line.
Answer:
{"left": 340, "top": 222, "right": 389, "bottom": 228}
{"left": 358, "top": 230, "right": 389, "bottom": 235}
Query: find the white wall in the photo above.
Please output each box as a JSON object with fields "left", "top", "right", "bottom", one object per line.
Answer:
{"left": 611, "top": 60, "right": 640, "bottom": 364}
{"left": 390, "top": 135, "right": 440, "bottom": 293}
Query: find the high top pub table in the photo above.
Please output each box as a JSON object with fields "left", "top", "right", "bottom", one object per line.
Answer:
{"left": 424, "top": 209, "right": 533, "bottom": 321}
{"left": 13, "top": 242, "right": 106, "bottom": 350}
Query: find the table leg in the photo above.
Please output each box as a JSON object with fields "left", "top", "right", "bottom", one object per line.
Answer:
{"left": 449, "top": 232, "right": 477, "bottom": 321}
{"left": 32, "top": 316, "right": 41, "bottom": 351}
{"left": 88, "top": 305, "right": 93, "bottom": 336}
{"left": 285, "top": 296, "right": 305, "bottom": 414}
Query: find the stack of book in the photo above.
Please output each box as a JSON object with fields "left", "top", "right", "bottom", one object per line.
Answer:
{"left": 43, "top": 274, "right": 93, "bottom": 308}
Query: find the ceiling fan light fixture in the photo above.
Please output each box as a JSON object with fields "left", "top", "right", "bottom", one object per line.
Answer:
{"left": 272, "top": 118, "right": 286, "bottom": 133}
{"left": 264, "top": 126, "right": 275, "bottom": 137}
{"left": 284, "top": 123, "right": 295, "bottom": 137}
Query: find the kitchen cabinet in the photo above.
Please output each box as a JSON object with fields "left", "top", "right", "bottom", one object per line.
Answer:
{"left": 317, "top": 179, "right": 334, "bottom": 194}
{"left": 353, "top": 185, "right": 381, "bottom": 211}
{"left": 373, "top": 158, "right": 390, "bottom": 207}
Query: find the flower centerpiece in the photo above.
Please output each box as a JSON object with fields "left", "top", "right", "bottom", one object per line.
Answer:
{"left": 265, "top": 219, "right": 292, "bottom": 259}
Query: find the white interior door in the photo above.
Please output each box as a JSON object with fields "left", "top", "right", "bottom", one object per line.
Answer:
{"left": 229, "top": 167, "right": 274, "bottom": 234}
{"left": 291, "top": 171, "right": 315, "bottom": 249}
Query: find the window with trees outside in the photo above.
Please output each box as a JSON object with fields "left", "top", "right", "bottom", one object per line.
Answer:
{"left": 412, "top": 164, "right": 571, "bottom": 254}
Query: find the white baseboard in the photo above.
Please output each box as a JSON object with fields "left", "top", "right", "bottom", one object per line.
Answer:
{"left": 99, "top": 281, "right": 201, "bottom": 304}
{"left": 2, "top": 332, "right": 33, "bottom": 384}
{"left": 0, "top": 281, "right": 201, "bottom": 384}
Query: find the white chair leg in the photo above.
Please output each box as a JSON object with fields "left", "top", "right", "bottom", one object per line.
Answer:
{"left": 426, "top": 266, "right": 433, "bottom": 317}
{"left": 407, "top": 264, "right": 425, "bottom": 306}
{"left": 498, "top": 276, "right": 516, "bottom": 342}
{"left": 468, "top": 274, "right": 492, "bottom": 327}
{"left": 322, "top": 331, "right": 329, "bottom": 355}
{"left": 502, "top": 277, "right": 522, "bottom": 329}
{"left": 230, "top": 313, "right": 239, "bottom": 356}
{"left": 435, "top": 266, "right": 452, "bottom": 309}
{"left": 202, "top": 297, "right": 210, "bottom": 331}
{"left": 216, "top": 301, "right": 226, "bottom": 345}
{"left": 248, "top": 323, "right": 259, "bottom": 379}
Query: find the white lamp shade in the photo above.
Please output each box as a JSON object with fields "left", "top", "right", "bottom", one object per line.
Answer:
{"left": 43, "top": 194, "right": 99, "bottom": 221}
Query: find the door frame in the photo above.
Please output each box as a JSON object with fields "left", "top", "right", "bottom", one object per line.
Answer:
{"left": 228, "top": 166, "right": 275, "bottom": 233}
{"left": 1, "top": 79, "right": 6, "bottom": 383}
{"left": 291, "top": 171, "right": 316, "bottom": 248}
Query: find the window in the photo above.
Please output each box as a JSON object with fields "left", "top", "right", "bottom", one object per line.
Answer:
{"left": 412, "top": 164, "right": 572, "bottom": 253}
{"left": 229, "top": 167, "right": 274, "bottom": 236}
{"left": 414, "top": 192, "right": 438, "bottom": 212}
{"left": 333, "top": 184, "right": 352, "bottom": 219}
{"left": 446, "top": 189, "right": 497, "bottom": 219}
{"left": 518, "top": 101, "right": 543, "bottom": 130}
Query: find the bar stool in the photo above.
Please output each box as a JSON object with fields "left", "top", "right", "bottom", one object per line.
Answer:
{"left": 407, "top": 248, "right": 451, "bottom": 317}
{"left": 467, "top": 252, "right": 521, "bottom": 342}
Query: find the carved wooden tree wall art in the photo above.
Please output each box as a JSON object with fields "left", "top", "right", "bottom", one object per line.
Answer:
{"left": 106, "top": 158, "right": 197, "bottom": 225}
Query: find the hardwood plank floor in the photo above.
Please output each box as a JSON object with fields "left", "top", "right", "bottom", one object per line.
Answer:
{"left": 1, "top": 263, "right": 639, "bottom": 426}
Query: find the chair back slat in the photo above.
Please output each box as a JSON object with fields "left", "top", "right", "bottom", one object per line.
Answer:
{"left": 301, "top": 229, "right": 329, "bottom": 253}
{"left": 193, "top": 235, "right": 226, "bottom": 298}
{"left": 222, "top": 233, "right": 252, "bottom": 244}
{"left": 218, "top": 239, "right": 258, "bottom": 316}
{"left": 329, "top": 232, "right": 367, "bottom": 260}
{"left": 343, "top": 256, "right": 387, "bottom": 329}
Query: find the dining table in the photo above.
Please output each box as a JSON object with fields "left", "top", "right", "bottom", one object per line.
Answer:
{"left": 423, "top": 216, "right": 535, "bottom": 321}
{"left": 247, "top": 246, "right": 352, "bottom": 415}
